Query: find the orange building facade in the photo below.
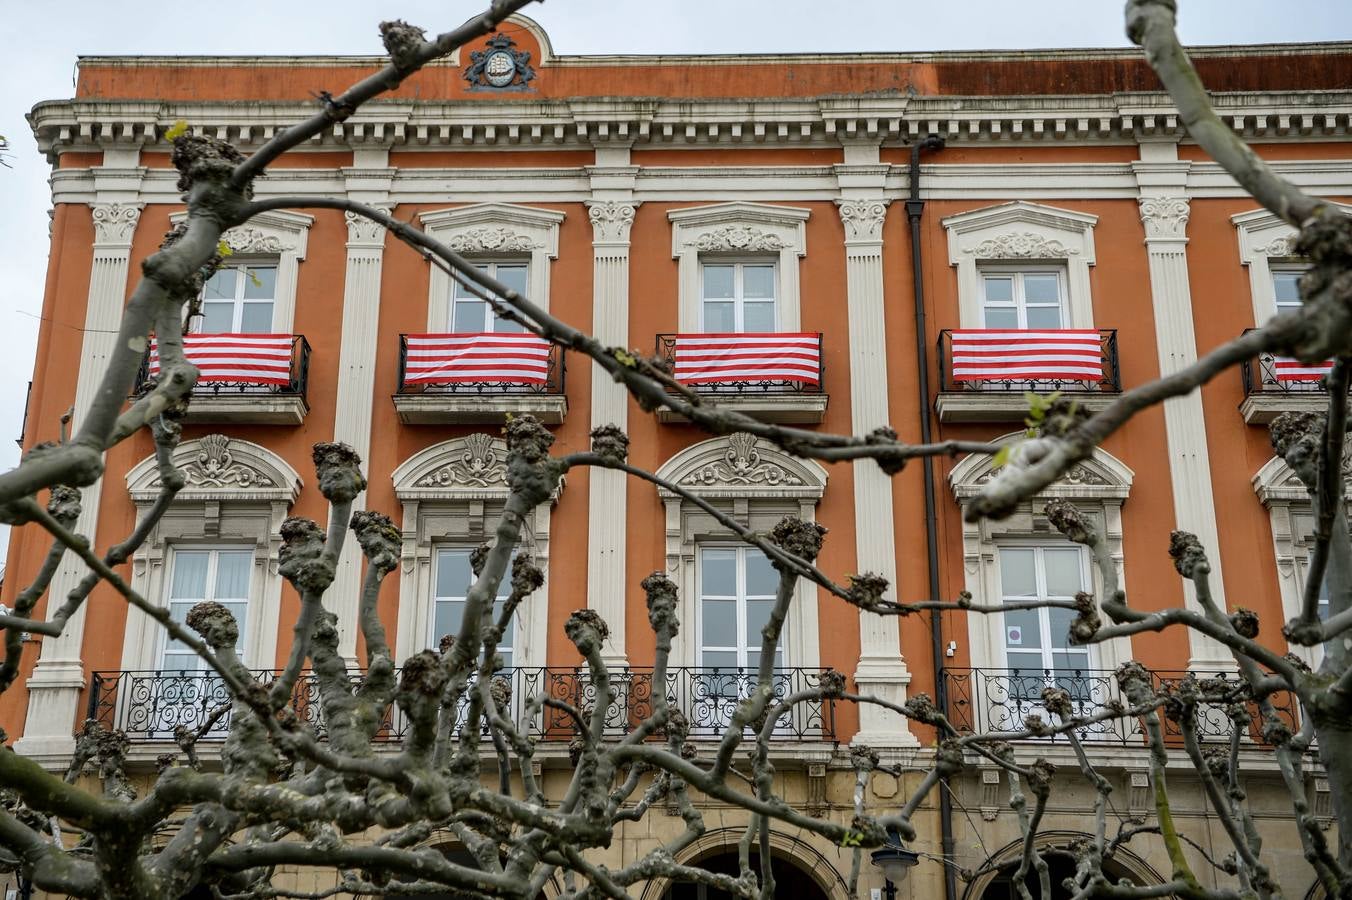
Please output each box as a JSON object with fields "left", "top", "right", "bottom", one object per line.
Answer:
{"left": 9, "top": 18, "right": 1352, "bottom": 898}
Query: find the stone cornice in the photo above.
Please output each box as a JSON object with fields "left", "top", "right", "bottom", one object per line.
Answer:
{"left": 29, "top": 90, "right": 1352, "bottom": 158}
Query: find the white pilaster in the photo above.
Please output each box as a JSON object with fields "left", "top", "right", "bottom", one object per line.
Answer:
{"left": 1134, "top": 143, "right": 1234, "bottom": 671}
{"left": 586, "top": 197, "right": 638, "bottom": 668}
{"left": 330, "top": 190, "right": 393, "bottom": 663}
{"left": 836, "top": 188, "right": 917, "bottom": 748}
{"left": 18, "top": 199, "right": 142, "bottom": 759}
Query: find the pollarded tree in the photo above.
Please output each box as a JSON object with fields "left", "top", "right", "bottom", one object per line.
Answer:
{"left": 0, "top": 1, "right": 1347, "bottom": 898}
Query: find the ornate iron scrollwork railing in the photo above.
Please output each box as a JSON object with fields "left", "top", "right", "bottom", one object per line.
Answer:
{"left": 655, "top": 333, "right": 825, "bottom": 395}
{"left": 936, "top": 328, "right": 1120, "bottom": 395}
{"left": 132, "top": 334, "right": 312, "bottom": 404}
{"left": 941, "top": 667, "right": 1298, "bottom": 746}
{"left": 86, "top": 667, "right": 838, "bottom": 745}
{"left": 396, "top": 334, "right": 565, "bottom": 396}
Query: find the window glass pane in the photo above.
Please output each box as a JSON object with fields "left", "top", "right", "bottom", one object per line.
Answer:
{"left": 702, "top": 265, "right": 735, "bottom": 299}
{"left": 746, "top": 649, "right": 762, "bottom": 671}
{"left": 433, "top": 599, "right": 464, "bottom": 647}
{"left": 744, "top": 550, "right": 778, "bottom": 596}
{"left": 1273, "top": 272, "right": 1303, "bottom": 306}
{"left": 1319, "top": 575, "right": 1330, "bottom": 621}
{"left": 452, "top": 299, "right": 488, "bottom": 333}
{"left": 495, "top": 264, "right": 528, "bottom": 297}
{"left": 170, "top": 552, "right": 210, "bottom": 599}
{"left": 745, "top": 599, "right": 775, "bottom": 645}
{"left": 492, "top": 313, "right": 526, "bottom": 334}
{"left": 701, "top": 649, "right": 738, "bottom": 670}
{"left": 700, "top": 550, "right": 737, "bottom": 596}
{"left": 982, "top": 276, "right": 1014, "bottom": 304}
{"left": 1024, "top": 305, "right": 1062, "bottom": 330}
{"left": 240, "top": 302, "right": 273, "bottom": 333}
{"left": 204, "top": 268, "right": 237, "bottom": 302}
{"left": 703, "top": 301, "right": 735, "bottom": 332}
{"left": 220, "top": 600, "right": 248, "bottom": 651}
{"left": 435, "top": 550, "right": 473, "bottom": 599}
{"left": 1006, "top": 650, "right": 1045, "bottom": 678}
{"left": 1003, "top": 608, "right": 1042, "bottom": 651}
{"left": 1051, "top": 649, "right": 1090, "bottom": 675}
{"left": 983, "top": 306, "right": 1018, "bottom": 329}
{"left": 701, "top": 598, "right": 737, "bottom": 646}
{"left": 742, "top": 265, "right": 775, "bottom": 299}
{"left": 202, "top": 302, "right": 234, "bottom": 333}
{"left": 742, "top": 301, "right": 776, "bottom": 332}
{"left": 1042, "top": 549, "right": 1083, "bottom": 597}
{"left": 1023, "top": 274, "right": 1060, "bottom": 304}
{"left": 454, "top": 265, "right": 491, "bottom": 298}
{"left": 242, "top": 266, "right": 277, "bottom": 300}
{"left": 214, "top": 552, "right": 252, "bottom": 600}
{"left": 1047, "top": 606, "right": 1078, "bottom": 650}
{"left": 999, "top": 549, "right": 1036, "bottom": 596}
{"left": 493, "top": 600, "right": 513, "bottom": 646}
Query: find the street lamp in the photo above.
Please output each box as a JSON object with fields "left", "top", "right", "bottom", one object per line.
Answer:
{"left": 870, "top": 832, "right": 920, "bottom": 900}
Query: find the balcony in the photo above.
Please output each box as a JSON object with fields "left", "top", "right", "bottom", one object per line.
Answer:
{"left": 393, "top": 333, "right": 567, "bottom": 425}
{"left": 136, "top": 334, "right": 311, "bottom": 425}
{"left": 1240, "top": 347, "right": 1340, "bottom": 425}
{"left": 654, "top": 332, "right": 828, "bottom": 424}
{"left": 935, "top": 329, "right": 1121, "bottom": 423}
{"left": 87, "top": 666, "right": 837, "bottom": 746}
{"left": 941, "top": 667, "right": 1298, "bottom": 747}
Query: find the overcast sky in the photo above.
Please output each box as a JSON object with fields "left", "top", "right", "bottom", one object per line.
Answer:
{"left": 1, "top": 0, "right": 1350, "bottom": 565}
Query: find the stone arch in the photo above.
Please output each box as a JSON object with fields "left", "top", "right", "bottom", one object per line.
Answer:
{"left": 638, "top": 826, "right": 848, "bottom": 900}
{"left": 390, "top": 435, "right": 557, "bottom": 667}
{"left": 961, "top": 830, "right": 1166, "bottom": 900}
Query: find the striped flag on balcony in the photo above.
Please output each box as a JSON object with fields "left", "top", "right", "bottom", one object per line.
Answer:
{"left": 950, "top": 329, "right": 1103, "bottom": 381}
{"left": 149, "top": 334, "right": 293, "bottom": 385}
{"left": 673, "top": 333, "right": 821, "bottom": 385}
{"left": 1273, "top": 357, "right": 1335, "bottom": 382}
{"left": 403, "top": 333, "right": 550, "bottom": 385}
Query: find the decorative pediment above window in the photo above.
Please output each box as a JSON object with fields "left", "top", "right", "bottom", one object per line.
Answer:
{"left": 949, "top": 435, "right": 1132, "bottom": 504}
{"left": 654, "top": 432, "right": 827, "bottom": 501}
{"left": 1253, "top": 451, "right": 1351, "bottom": 506}
{"left": 392, "top": 434, "right": 563, "bottom": 503}
{"left": 126, "top": 434, "right": 302, "bottom": 504}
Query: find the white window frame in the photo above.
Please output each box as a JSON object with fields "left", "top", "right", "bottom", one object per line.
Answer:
{"left": 949, "top": 433, "right": 1134, "bottom": 676}
{"left": 993, "top": 543, "right": 1096, "bottom": 673}
{"left": 698, "top": 260, "right": 779, "bottom": 333}
{"left": 160, "top": 545, "right": 254, "bottom": 670}
{"left": 653, "top": 432, "right": 826, "bottom": 671}
{"left": 669, "top": 202, "right": 809, "bottom": 334}
{"left": 942, "top": 200, "right": 1097, "bottom": 329}
{"left": 196, "top": 262, "right": 279, "bottom": 333}
{"left": 122, "top": 434, "right": 303, "bottom": 673}
{"left": 392, "top": 435, "right": 555, "bottom": 670}
{"left": 1270, "top": 264, "right": 1307, "bottom": 317}
{"left": 449, "top": 259, "right": 531, "bottom": 334}
{"left": 168, "top": 209, "right": 311, "bottom": 335}
{"left": 420, "top": 203, "right": 563, "bottom": 332}
{"left": 429, "top": 545, "right": 517, "bottom": 664}
{"left": 695, "top": 544, "right": 784, "bottom": 671}
{"left": 978, "top": 265, "right": 1069, "bottom": 330}
{"left": 1253, "top": 452, "right": 1350, "bottom": 666}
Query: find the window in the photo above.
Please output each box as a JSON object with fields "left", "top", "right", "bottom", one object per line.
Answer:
{"left": 198, "top": 264, "right": 278, "bottom": 333}
{"left": 698, "top": 547, "right": 782, "bottom": 671}
{"left": 1272, "top": 267, "right": 1305, "bottom": 316}
{"left": 161, "top": 547, "right": 252, "bottom": 670}
{"left": 700, "top": 263, "right": 777, "bottom": 333}
{"left": 451, "top": 262, "right": 529, "bottom": 334}
{"left": 432, "top": 547, "right": 515, "bottom": 666}
{"left": 998, "top": 546, "right": 1089, "bottom": 677}
{"left": 981, "top": 269, "right": 1065, "bottom": 330}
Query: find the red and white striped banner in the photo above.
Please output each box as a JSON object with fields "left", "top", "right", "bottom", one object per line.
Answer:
{"left": 403, "top": 333, "right": 550, "bottom": 385}
{"left": 950, "top": 330, "right": 1102, "bottom": 381}
{"left": 1274, "top": 357, "right": 1335, "bottom": 382}
{"left": 672, "top": 333, "right": 820, "bottom": 385}
{"left": 149, "top": 334, "right": 294, "bottom": 386}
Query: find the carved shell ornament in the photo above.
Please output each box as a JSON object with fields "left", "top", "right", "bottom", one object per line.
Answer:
{"left": 681, "top": 432, "right": 803, "bottom": 488}
{"left": 221, "top": 225, "right": 293, "bottom": 256}
{"left": 688, "top": 225, "right": 788, "bottom": 253}
{"left": 179, "top": 435, "right": 276, "bottom": 489}
{"left": 445, "top": 227, "right": 539, "bottom": 254}
{"left": 974, "top": 462, "right": 1108, "bottom": 487}
{"left": 964, "top": 232, "right": 1077, "bottom": 259}
{"left": 415, "top": 433, "right": 507, "bottom": 488}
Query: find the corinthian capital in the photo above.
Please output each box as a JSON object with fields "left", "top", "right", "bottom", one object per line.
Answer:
{"left": 836, "top": 198, "right": 888, "bottom": 243}
{"left": 1138, "top": 195, "right": 1191, "bottom": 242}
{"left": 586, "top": 200, "right": 639, "bottom": 245}
{"left": 345, "top": 204, "right": 395, "bottom": 248}
{"left": 90, "top": 202, "right": 143, "bottom": 247}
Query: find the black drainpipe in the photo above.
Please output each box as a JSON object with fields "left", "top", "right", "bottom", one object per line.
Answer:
{"left": 905, "top": 134, "right": 958, "bottom": 900}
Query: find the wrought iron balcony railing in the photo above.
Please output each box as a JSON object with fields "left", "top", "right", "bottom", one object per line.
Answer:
{"left": 937, "top": 328, "right": 1120, "bottom": 395}
{"left": 1241, "top": 349, "right": 1339, "bottom": 395}
{"left": 86, "top": 667, "right": 837, "bottom": 745}
{"left": 655, "top": 333, "right": 824, "bottom": 394}
{"left": 941, "top": 667, "right": 1298, "bottom": 746}
{"left": 133, "top": 334, "right": 311, "bottom": 403}
{"left": 397, "top": 333, "right": 565, "bottom": 396}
